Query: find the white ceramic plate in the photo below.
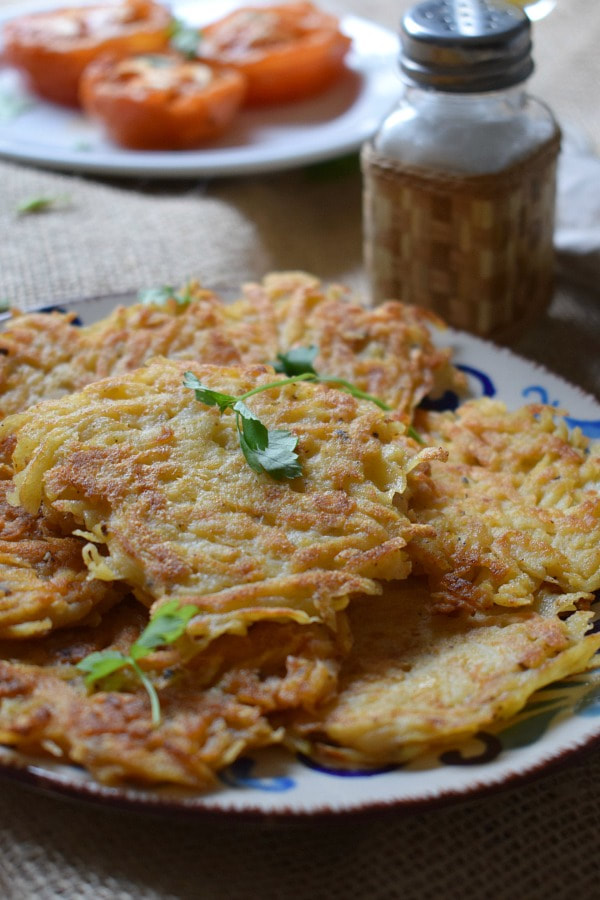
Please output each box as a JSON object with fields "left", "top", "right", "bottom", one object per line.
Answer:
{"left": 1, "top": 291, "right": 600, "bottom": 818}
{"left": 0, "top": 0, "right": 401, "bottom": 178}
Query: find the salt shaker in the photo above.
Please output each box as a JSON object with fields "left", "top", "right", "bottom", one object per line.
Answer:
{"left": 362, "top": 0, "right": 561, "bottom": 340}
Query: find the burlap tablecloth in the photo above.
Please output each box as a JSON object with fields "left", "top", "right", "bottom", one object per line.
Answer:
{"left": 1, "top": 1, "right": 600, "bottom": 897}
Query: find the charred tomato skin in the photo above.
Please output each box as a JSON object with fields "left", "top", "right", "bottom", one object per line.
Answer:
{"left": 80, "top": 52, "right": 247, "bottom": 150}
{"left": 2, "top": 0, "right": 171, "bottom": 107}
{"left": 198, "top": 1, "right": 352, "bottom": 106}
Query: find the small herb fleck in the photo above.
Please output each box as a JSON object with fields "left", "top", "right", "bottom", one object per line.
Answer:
{"left": 168, "top": 18, "right": 202, "bottom": 58}
{"left": 272, "top": 345, "right": 318, "bottom": 377}
{"left": 138, "top": 284, "right": 194, "bottom": 307}
{"left": 304, "top": 153, "right": 361, "bottom": 182}
{"left": 406, "top": 425, "right": 425, "bottom": 444}
{"left": 16, "top": 194, "right": 70, "bottom": 215}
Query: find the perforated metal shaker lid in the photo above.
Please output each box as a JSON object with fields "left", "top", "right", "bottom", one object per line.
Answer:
{"left": 400, "top": 0, "right": 534, "bottom": 92}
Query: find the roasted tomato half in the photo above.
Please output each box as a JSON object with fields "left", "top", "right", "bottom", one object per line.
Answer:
{"left": 2, "top": 0, "right": 171, "bottom": 107}
{"left": 80, "top": 52, "right": 247, "bottom": 150}
{"left": 198, "top": 1, "right": 352, "bottom": 106}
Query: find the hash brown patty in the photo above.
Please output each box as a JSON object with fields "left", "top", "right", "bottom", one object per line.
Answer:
{"left": 407, "top": 399, "right": 600, "bottom": 613}
{"left": 2, "top": 359, "right": 437, "bottom": 643}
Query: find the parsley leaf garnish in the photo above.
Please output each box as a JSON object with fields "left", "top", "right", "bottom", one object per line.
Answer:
{"left": 138, "top": 284, "right": 194, "bottom": 308}
{"left": 272, "top": 345, "right": 391, "bottom": 411}
{"left": 184, "top": 346, "right": 396, "bottom": 479}
{"left": 272, "top": 346, "right": 318, "bottom": 377}
{"left": 168, "top": 18, "right": 201, "bottom": 58}
{"left": 240, "top": 424, "right": 301, "bottom": 479}
{"left": 406, "top": 425, "right": 425, "bottom": 444}
{"left": 76, "top": 600, "right": 197, "bottom": 726}
{"left": 17, "top": 194, "right": 70, "bottom": 215}
{"left": 188, "top": 379, "right": 238, "bottom": 412}
{"left": 183, "top": 372, "right": 302, "bottom": 480}
{"left": 184, "top": 348, "right": 396, "bottom": 480}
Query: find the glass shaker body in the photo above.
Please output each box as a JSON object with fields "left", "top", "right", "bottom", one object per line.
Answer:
{"left": 374, "top": 84, "right": 558, "bottom": 175}
{"left": 362, "top": 10, "right": 561, "bottom": 341}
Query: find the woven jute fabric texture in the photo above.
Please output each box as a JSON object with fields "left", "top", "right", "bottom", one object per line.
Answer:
{"left": 2, "top": 753, "right": 600, "bottom": 900}
{"left": 1, "top": 1, "right": 600, "bottom": 898}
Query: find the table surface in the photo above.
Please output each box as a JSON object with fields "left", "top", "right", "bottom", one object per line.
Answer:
{"left": 1, "top": 2, "right": 600, "bottom": 899}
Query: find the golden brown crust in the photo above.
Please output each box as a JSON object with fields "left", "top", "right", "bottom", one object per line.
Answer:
{"left": 407, "top": 399, "right": 600, "bottom": 613}
{"left": 236, "top": 271, "right": 467, "bottom": 419}
{"left": 0, "top": 479, "right": 126, "bottom": 639}
{"left": 1, "top": 277, "right": 599, "bottom": 789}
{"left": 2, "top": 359, "right": 432, "bottom": 643}
{"left": 0, "top": 271, "right": 458, "bottom": 642}
{"left": 0, "top": 288, "right": 252, "bottom": 420}
{"left": 286, "top": 580, "right": 600, "bottom": 766}
{"left": 0, "top": 272, "right": 465, "bottom": 422}
{"left": 0, "top": 602, "right": 344, "bottom": 787}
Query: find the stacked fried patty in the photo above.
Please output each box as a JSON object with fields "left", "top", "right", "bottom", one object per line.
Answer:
{"left": 0, "top": 272, "right": 597, "bottom": 789}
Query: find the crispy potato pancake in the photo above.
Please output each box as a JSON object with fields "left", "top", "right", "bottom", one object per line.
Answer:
{"left": 0, "top": 477, "right": 126, "bottom": 640}
{"left": 0, "top": 287, "right": 265, "bottom": 635}
{"left": 0, "top": 601, "right": 345, "bottom": 787}
{"left": 287, "top": 579, "right": 600, "bottom": 766}
{"left": 0, "top": 310, "right": 89, "bottom": 417}
{"left": 0, "top": 288, "right": 253, "bottom": 420}
{"left": 407, "top": 399, "right": 600, "bottom": 613}
{"left": 0, "top": 272, "right": 465, "bottom": 421}
{"left": 1, "top": 278, "right": 598, "bottom": 790}
{"left": 0, "top": 270, "right": 461, "bottom": 644}
{"left": 2, "top": 359, "right": 435, "bottom": 642}
{"left": 234, "top": 271, "right": 466, "bottom": 419}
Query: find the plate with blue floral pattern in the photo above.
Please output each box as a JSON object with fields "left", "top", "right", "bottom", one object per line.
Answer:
{"left": 0, "top": 291, "right": 599, "bottom": 818}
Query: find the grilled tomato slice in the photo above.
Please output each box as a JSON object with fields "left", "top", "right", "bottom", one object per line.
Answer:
{"left": 80, "top": 52, "right": 247, "bottom": 149}
{"left": 198, "top": 1, "right": 352, "bottom": 106}
{"left": 2, "top": 0, "right": 171, "bottom": 107}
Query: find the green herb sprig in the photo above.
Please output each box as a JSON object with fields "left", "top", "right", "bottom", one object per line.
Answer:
{"left": 76, "top": 600, "right": 198, "bottom": 726}
{"left": 273, "top": 347, "right": 426, "bottom": 442}
{"left": 168, "top": 18, "right": 202, "bottom": 58}
{"left": 272, "top": 346, "right": 391, "bottom": 411}
{"left": 138, "top": 284, "right": 194, "bottom": 308}
{"left": 184, "top": 349, "right": 395, "bottom": 481}
{"left": 183, "top": 371, "right": 303, "bottom": 480}
{"left": 406, "top": 425, "right": 424, "bottom": 444}
{"left": 17, "top": 194, "right": 70, "bottom": 215}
